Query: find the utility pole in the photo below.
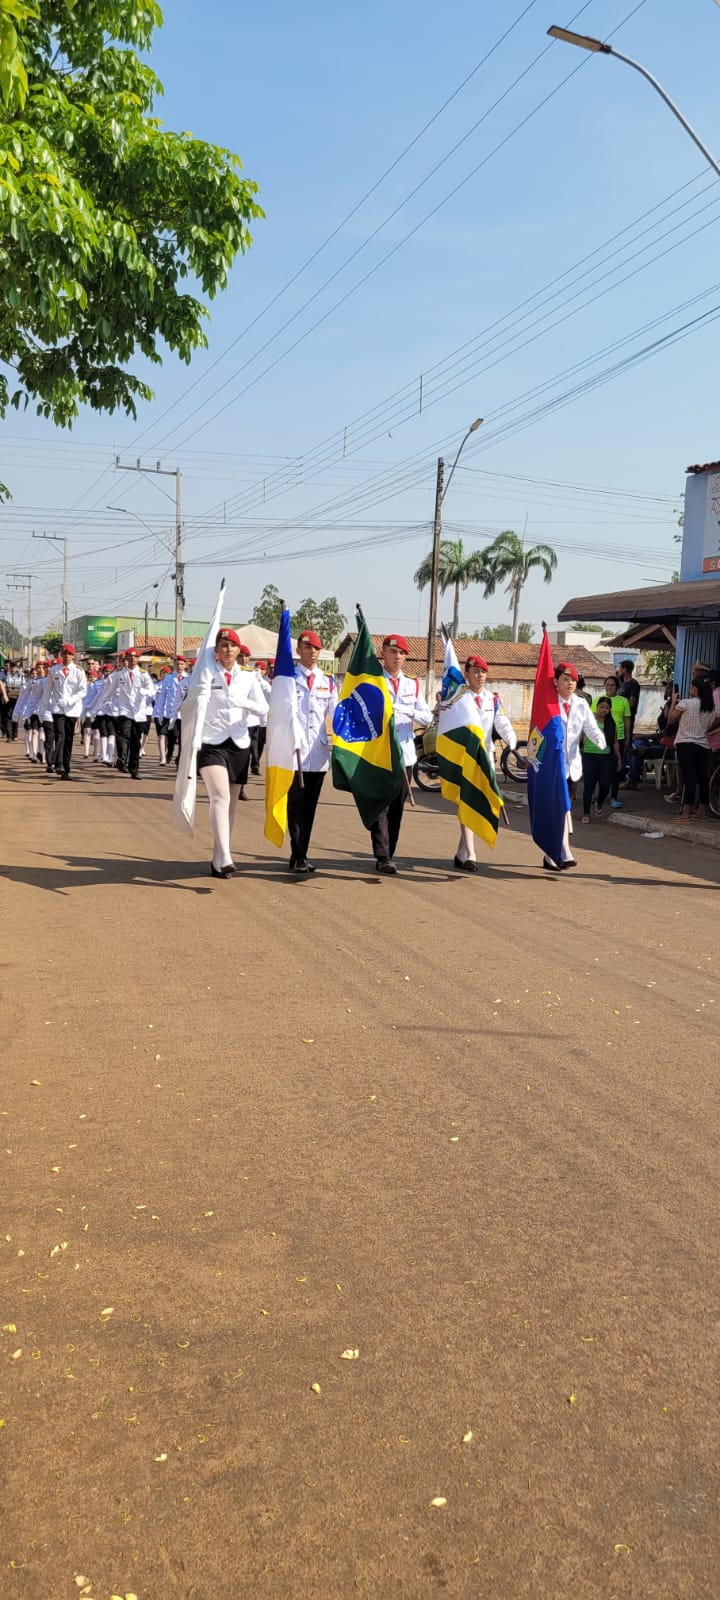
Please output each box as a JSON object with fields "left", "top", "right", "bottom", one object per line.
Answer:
{"left": 425, "top": 457, "right": 445, "bottom": 701}
{"left": 115, "top": 458, "right": 184, "bottom": 652}
{"left": 32, "top": 531, "right": 68, "bottom": 628}
{"left": 144, "top": 601, "right": 149, "bottom": 650}
{"left": 8, "top": 574, "right": 32, "bottom": 662}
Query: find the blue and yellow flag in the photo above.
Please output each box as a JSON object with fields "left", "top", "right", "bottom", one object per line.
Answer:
{"left": 436, "top": 637, "right": 502, "bottom": 849}
{"left": 331, "top": 610, "right": 405, "bottom": 828}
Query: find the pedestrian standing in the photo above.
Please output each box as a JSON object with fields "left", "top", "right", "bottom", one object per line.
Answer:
{"left": 286, "top": 629, "right": 338, "bottom": 873}
{"left": 370, "top": 634, "right": 432, "bottom": 875}
{"left": 581, "top": 695, "right": 619, "bottom": 820}
{"left": 666, "top": 678, "right": 720, "bottom": 821}
{"left": 592, "top": 674, "right": 631, "bottom": 809}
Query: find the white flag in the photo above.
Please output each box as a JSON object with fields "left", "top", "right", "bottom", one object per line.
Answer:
{"left": 172, "top": 582, "right": 226, "bottom": 835}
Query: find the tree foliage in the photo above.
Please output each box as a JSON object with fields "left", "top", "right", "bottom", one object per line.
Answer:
{"left": 0, "top": 610, "right": 23, "bottom": 651}
{"left": 0, "top": 0, "right": 262, "bottom": 435}
{"left": 414, "top": 538, "right": 492, "bottom": 635}
{"left": 482, "top": 530, "right": 558, "bottom": 642}
{"left": 250, "top": 584, "right": 346, "bottom": 646}
{"left": 480, "top": 622, "right": 534, "bottom": 642}
{"left": 38, "top": 625, "right": 62, "bottom": 653}
{"left": 645, "top": 649, "right": 675, "bottom": 683}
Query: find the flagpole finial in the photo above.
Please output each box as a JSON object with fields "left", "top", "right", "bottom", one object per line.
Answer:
{"left": 541, "top": 620, "right": 547, "bottom": 634}
{"left": 356, "top": 603, "right": 365, "bottom": 621}
{"left": 280, "top": 598, "right": 286, "bottom": 611}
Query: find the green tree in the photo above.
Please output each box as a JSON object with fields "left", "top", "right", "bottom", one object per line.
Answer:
{"left": 38, "top": 627, "right": 62, "bottom": 654}
{"left": 251, "top": 585, "right": 283, "bottom": 631}
{"left": 645, "top": 649, "right": 675, "bottom": 682}
{"left": 0, "top": 0, "right": 262, "bottom": 460}
{"left": 483, "top": 530, "right": 558, "bottom": 642}
{"left": 291, "top": 595, "right": 346, "bottom": 646}
{"left": 0, "top": 612, "right": 23, "bottom": 653}
{"left": 480, "top": 622, "right": 534, "bottom": 643}
{"left": 413, "top": 539, "right": 492, "bottom": 636}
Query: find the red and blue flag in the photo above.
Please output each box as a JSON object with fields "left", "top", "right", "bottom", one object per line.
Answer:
{"left": 526, "top": 630, "right": 570, "bottom": 865}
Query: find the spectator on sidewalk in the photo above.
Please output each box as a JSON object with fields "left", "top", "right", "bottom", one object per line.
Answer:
{"left": 623, "top": 682, "right": 674, "bottom": 787}
{"left": 618, "top": 659, "right": 641, "bottom": 744}
{"left": 581, "top": 696, "right": 620, "bottom": 821}
{"left": 592, "top": 674, "right": 631, "bottom": 809}
{"left": 666, "top": 678, "right": 720, "bottom": 822}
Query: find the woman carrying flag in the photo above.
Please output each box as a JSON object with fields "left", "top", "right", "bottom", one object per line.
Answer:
{"left": 436, "top": 638, "right": 503, "bottom": 871}
{"left": 527, "top": 635, "right": 606, "bottom": 872}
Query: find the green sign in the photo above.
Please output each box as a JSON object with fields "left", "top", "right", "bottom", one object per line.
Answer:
{"left": 85, "top": 617, "right": 118, "bottom": 648}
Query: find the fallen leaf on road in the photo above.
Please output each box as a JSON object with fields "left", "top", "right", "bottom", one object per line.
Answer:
{"left": 430, "top": 1497, "right": 447, "bottom": 1508}
{"left": 154, "top": 1453, "right": 168, "bottom": 1462}
{"left": 99, "top": 1308, "right": 114, "bottom": 1320}
{"left": 568, "top": 1393, "right": 576, "bottom": 1405}
{"left": 462, "top": 1430, "right": 473, "bottom": 1443}
{"left": 302, "top": 1038, "right": 315, "bottom": 1044}
{"left": 2, "top": 1323, "right": 16, "bottom": 1333}
{"left": 30, "top": 1080, "right": 42, "bottom": 1087}
{"left": 310, "top": 1382, "right": 321, "bottom": 1394}
{"left": 340, "top": 1348, "right": 359, "bottom": 1360}
{"left": 614, "top": 1544, "right": 631, "bottom": 1554}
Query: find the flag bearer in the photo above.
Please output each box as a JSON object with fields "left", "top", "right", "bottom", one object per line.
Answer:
{"left": 454, "top": 654, "right": 517, "bottom": 869}
{"left": 192, "top": 628, "right": 268, "bottom": 877}
{"left": 371, "top": 634, "right": 432, "bottom": 875}
{"left": 550, "top": 662, "right": 605, "bottom": 870}
{"left": 287, "top": 629, "right": 338, "bottom": 873}
{"left": 165, "top": 656, "right": 189, "bottom": 766}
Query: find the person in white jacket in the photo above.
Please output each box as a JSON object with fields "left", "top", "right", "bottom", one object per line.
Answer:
{"left": 371, "top": 633, "right": 432, "bottom": 875}
{"left": 549, "top": 662, "right": 606, "bottom": 871}
{"left": 453, "top": 653, "right": 518, "bottom": 872}
{"left": 287, "top": 630, "right": 338, "bottom": 873}
{"left": 48, "top": 645, "right": 88, "bottom": 779}
{"left": 114, "top": 648, "right": 154, "bottom": 779}
{"left": 192, "top": 627, "right": 269, "bottom": 877}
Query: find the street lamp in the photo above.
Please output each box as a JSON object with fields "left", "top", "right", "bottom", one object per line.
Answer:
{"left": 425, "top": 417, "right": 483, "bottom": 696}
{"left": 547, "top": 26, "right": 720, "bottom": 180}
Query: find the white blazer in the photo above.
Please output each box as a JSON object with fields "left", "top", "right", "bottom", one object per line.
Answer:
{"left": 560, "top": 694, "right": 606, "bottom": 781}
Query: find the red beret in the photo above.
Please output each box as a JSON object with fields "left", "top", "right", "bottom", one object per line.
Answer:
{"left": 256, "top": 660, "right": 267, "bottom": 670}
{"left": 465, "top": 655, "right": 488, "bottom": 671}
{"left": 298, "top": 630, "right": 322, "bottom": 649}
{"left": 125, "top": 647, "right": 140, "bottom": 658}
{"left": 555, "top": 661, "right": 579, "bottom": 682}
{"left": 61, "top": 643, "right": 75, "bottom": 656}
{"left": 239, "top": 643, "right": 251, "bottom": 657}
{"left": 216, "top": 629, "right": 242, "bottom": 649}
{"left": 382, "top": 634, "right": 409, "bottom": 653}
{"left": 174, "top": 654, "right": 187, "bottom": 663}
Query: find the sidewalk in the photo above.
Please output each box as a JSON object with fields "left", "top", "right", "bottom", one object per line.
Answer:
{"left": 497, "top": 774, "right": 720, "bottom": 852}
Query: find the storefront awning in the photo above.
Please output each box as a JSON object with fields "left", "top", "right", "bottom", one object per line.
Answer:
{"left": 558, "top": 578, "right": 720, "bottom": 625}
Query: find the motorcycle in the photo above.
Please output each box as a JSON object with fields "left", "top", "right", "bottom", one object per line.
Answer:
{"left": 413, "top": 729, "right": 529, "bottom": 791}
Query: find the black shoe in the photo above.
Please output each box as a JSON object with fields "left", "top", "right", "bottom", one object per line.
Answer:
{"left": 130, "top": 772, "right": 141, "bottom": 781}
{"left": 60, "top": 772, "right": 71, "bottom": 781}
{"left": 560, "top": 857, "right": 577, "bottom": 870}
{"left": 298, "top": 858, "right": 316, "bottom": 874}
{"left": 116, "top": 762, "right": 128, "bottom": 773}
{"left": 210, "top": 862, "right": 236, "bottom": 879}
{"left": 453, "top": 855, "right": 477, "bottom": 873}
{"left": 542, "top": 856, "right": 562, "bottom": 872}
{"left": 375, "top": 859, "right": 397, "bottom": 876}
{"left": 250, "top": 765, "right": 260, "bottom": 776}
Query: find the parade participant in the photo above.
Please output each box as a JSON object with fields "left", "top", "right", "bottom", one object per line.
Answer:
{"left": 437, "top": 638, "right": 503, "bottom": 871}
{"left": 81, "top": 670, "right": 101, "bottom": 757}
{"left": 286, "top": 629, "right": 338, "bottom": 873}
{"left": 36, "top": 661, "right": 56, "bottom": 770}
{"left": 14, "top": 668, "right": 38, "bottom": 759}
{"left": 462, "top": 654, "right": 517, "bottom": 768}
{"left": 114, "top": 648, "right": 154, "bottom": 779}
{"left": 550, "top": 662, "right": 606, "bottom": 868}
{"left": 90, "top": 663, "right": 119, "bottom": 765}
{"left": 27, "top": 664, "right": 49, "bottom": 762}
{"left": 370, "top": 633, "right": 432, "bottom": 874}
{"left": 165, "top": 655, "right": 189, "bottom": 767}
{"left": 192, "top": 627, "right": 268, "bottom": 877}
{"left": 152, "top": 665, "right": 174, "bottom": 764}
{"left": 249, "top": 659, "right": 271, "bottom": 775}
{"left": 48, "top": 645, "right": 87, "bottom": 779}
{"left": 4, "top": 660, "right": 23, "bottom": 739}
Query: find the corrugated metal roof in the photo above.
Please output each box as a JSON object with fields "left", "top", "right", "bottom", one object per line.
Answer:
{"left": 558, "top": 578, "right": 720, "bottom": 624}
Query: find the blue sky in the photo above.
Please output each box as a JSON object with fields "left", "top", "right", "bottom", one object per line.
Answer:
{"left": 3, "top": 0, "right": 720, "bottom": 639}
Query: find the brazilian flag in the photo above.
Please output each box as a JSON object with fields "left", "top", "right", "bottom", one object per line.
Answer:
{"left": 332, "top": 610, "right": 405, "bottom": 828}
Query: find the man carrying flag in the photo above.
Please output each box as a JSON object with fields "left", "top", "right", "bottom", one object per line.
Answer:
{"left": 436, "top": 637, "right": 503, "bottom": 871}
{"left": 527, "top": 631, "right": 606, "bottom": 872}
{"left": 332, "top": 613, "right": 414, "bottom": 875}
{"left": 263, "top": 608, "right": 303, "bottom": 861}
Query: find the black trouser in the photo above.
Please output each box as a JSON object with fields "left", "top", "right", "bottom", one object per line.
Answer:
{"left": 610, "top": 737, "right": 625, "bottom": 799}
{"left": 676, "top": 742, "right": 709, "bottom": 807}
{"left": 42, "top": 720, "right": 55, "bottom": 769}
{"left": 7, "top": 698, "right": 18, "bottom": 738}
{"left": 287, "top": 770, "right": 325, "bottom": 861}
{"left": 167, "top": 720, "right": 181, "bottom": 764}
{"left": 52, "top": 714, "right": 77, "bottom": 774}
{"left": 115, "top": 717, "right": 146, "bottom": 776}
{"left": 582, "top": 751, "right": 614, "bottom": 815}
{"left": 0, "top": 698, "right": 11, "bottom": 738}
{"left": 249, "top": 725, "right": 263, "bottom": 773}
{"left": 370, "top": 770, "right": 410, "bottom": 861}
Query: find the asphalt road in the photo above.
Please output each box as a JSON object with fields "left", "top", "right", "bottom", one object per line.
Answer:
{"left": 1, "top": 744, "right": 718, "bottom": 1600}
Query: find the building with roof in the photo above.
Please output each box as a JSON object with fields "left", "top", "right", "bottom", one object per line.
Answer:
{"left": 558, "top": 459, "right": 720, "bottom": 689}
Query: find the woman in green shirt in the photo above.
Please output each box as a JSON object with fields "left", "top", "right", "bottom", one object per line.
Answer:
{"left": 592, "top": 675, "right": 631, "bottom": 807}
{"left": 582, "top": 696, "right": 621, "bottom": 820}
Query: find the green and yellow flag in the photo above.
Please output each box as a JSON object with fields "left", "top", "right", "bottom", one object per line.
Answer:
{"left": 331, "top": 610, "right": 405, "bottom": 828}
{"left": 436, "top": 638, "right": 502, "bottom": 849}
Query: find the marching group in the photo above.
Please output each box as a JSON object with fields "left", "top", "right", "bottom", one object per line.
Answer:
{"left": 3, "top": 631, "right": 719, "bottom": 877}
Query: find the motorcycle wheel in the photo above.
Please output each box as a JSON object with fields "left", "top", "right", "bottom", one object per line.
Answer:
{"left": 413, "top": 756, "right": 441, "bottom": 793}
{"left": 500, "top": 740, "right": 529, "bottom": 783}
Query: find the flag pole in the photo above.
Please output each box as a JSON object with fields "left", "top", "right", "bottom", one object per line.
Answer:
{"left": 283, "top": 595, "right": 304, "bottom": 790}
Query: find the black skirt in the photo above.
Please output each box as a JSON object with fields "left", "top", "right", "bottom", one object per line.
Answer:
{"left": 197, "top": 737, "right": 251, "bottom": 786}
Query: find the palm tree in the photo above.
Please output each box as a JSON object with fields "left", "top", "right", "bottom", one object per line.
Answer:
{"left": 483, "top": 529, "right": 558, "bottom": 642}
{"left": 413, "top": 538, "right": 492, "bottom": 636}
